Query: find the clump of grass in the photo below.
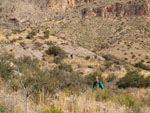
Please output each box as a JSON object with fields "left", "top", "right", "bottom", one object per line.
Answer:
{"left": 42, "top": 105, "right": 62, "bottom": 113}
{"left": 94, "top": 89, "right": 143, "bottom": 112}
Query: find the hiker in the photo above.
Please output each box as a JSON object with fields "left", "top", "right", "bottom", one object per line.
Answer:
{"left": 70, "top": 54, "right": 73, "bottom": 59}
{"left": 93, "top": 76, "right": 104, "bottom": 90}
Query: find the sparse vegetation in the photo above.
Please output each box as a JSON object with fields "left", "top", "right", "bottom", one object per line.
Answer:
{"left": 134, "top": 62, "right": 150, "bottom": 71}
{"left": 94, "top": 89, "right": 143, "bottom": 112}
{"left": 43, "top": 105, "right": 62, "bottom": 113}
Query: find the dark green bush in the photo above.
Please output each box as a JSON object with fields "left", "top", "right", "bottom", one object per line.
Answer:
{"left": 46, "top": 45, "right": 66, "bottom": 57}
{"left": 46, "top": 45, "right": 66, "bottom": 64}
{"left": 135, "top": 62, "right": 150, "bottom": 71}
{"left": 117, "top": 71, "right": 150, "bottom": 88}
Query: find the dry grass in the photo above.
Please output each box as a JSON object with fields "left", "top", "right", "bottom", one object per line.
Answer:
{"left": 52, "top": 88, "right": 150, "bottom": 113}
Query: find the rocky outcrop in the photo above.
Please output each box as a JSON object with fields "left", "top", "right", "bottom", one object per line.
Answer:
{"left": 47, "top": 0, "right": 95, "bottom": 10}
{"left": 0, "top": 0, "right": 97, "bottom": 29}
{"left": 1, "top": 0, "right": 150, "bottom": 30}
{"left": 82, "top": 0, "right": 150, "bottom": 18}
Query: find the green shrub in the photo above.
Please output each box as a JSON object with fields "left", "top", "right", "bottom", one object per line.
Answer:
{"left": 43, "top": 105, "right": 62, "bottom": 113}
{"left": 0, "top": 53, "right": 88, "bottom": 101}
{"left": 14, "top": 56, "right": 85, "bottom": 96}
{"left": 117, "top": 71, "right": 150, "bottom": 88}
{"left": 43, "top": 30, "right": 50, "bottom": 39}
{"left": 46, "top": 45, "right": 66, "bottom": 64}
{"left": 135, "top": 62, "right": 150, "bottom": 71}
{"left": 51, "top": 68, "right": 86, "bottom": 94}
{"left": 46, "top": 45, "right": 66, "bottom": 57}
{"left": 15, "top": 57, "right": 58, "bottom": 94}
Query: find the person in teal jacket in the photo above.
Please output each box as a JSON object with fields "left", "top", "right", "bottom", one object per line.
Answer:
{"left": 93, "top": 76, "right": 104, "bottom": 90}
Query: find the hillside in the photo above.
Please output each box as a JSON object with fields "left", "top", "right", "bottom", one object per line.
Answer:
{"left": 0, "top": 0, "right": 150, "bottom": 113}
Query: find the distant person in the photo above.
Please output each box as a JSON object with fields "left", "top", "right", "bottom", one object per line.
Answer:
{"left": 70, "top": 54, "right": 73, "bottom": 59}
{"left": 93, "top": 76, "right": 104, "bottom": 90}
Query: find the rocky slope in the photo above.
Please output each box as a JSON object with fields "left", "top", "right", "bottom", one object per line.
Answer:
{"left": 0, "top": 0, "right": 81, "bottom": 23}
{"left": 1, "top": 0, "right": 150, "bottom": 30}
